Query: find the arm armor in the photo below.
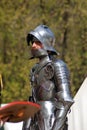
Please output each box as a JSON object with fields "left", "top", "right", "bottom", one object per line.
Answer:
{"left": 54, "top": 59, "right": 74, "bottom": 106}
{"left": 52, "top": 59, "right": 74, "bottom": 130}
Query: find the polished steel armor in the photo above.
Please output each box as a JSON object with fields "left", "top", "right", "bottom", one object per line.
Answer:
{"left": 22, "top": 25, "right": 74, "bottom": 130}
{"left": 27, "top": 25, "right": 58, "bottom": 56}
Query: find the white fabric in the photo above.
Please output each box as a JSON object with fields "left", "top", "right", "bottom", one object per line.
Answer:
{"left": 68, "top": 77, "right": 87, "bottom": 130}
{"left": 4, "top": 122, "right": 23, "bottom": 130}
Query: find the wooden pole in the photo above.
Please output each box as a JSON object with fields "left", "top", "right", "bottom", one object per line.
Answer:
{"left": 0, "top": 74, "right": 3, "bottom": 107}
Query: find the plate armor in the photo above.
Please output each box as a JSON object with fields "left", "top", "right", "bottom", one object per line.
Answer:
{"left": 22, "top": 57, "right": 74, "bottom": 130}
{"left": 22, "top": 25, "right": 74, "bottom": 130}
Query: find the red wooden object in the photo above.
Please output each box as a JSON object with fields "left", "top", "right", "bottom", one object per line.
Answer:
{"left": 0, "top": 101, "right": 40, "bottom": 123}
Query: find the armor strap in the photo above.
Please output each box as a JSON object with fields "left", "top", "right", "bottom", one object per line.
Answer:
{"left": 34, "top": 60, "right": 53, "bottom": 76}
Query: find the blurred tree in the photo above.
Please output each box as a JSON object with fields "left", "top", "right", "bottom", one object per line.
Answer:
{"left": 0, "top": 0, "right": 87, "bottom": 103}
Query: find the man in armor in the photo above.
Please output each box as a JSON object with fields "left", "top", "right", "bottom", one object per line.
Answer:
{"left": 22, "top": 25, "right": 74, "bottom": 130}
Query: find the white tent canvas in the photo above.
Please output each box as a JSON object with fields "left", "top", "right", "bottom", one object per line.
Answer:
{"left": 68, "top": 77, "right": 87, "bottom": 130}
{"left": 4, "top": 122, "right": 23, "bottom": 130}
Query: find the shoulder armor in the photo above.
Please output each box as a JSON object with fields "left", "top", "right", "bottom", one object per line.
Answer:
{"left": 53, "top": 59, "right": 70, "bottom": 86}
{"left": 53, "top": 59, "right": 70, "bottom": 79}
{"left": 54, "top": 59, "right": 68, "bottom": 68}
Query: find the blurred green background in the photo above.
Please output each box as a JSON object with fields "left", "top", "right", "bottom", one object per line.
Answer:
{"left": 0, "top": 0, "right": 87, "bottom": 103}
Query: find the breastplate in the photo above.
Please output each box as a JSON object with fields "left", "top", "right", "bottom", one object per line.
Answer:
{"left": 30, "top": 62, "right": 55, "bottom": 101}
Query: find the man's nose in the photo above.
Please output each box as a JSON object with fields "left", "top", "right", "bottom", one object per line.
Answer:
{"left": 32, "top": 42, "right": 37, "bottom": 47}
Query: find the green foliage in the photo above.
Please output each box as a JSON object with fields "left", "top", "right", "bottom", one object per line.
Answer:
{"left": 0, "top": 0, "right": 87, "bottom": 103}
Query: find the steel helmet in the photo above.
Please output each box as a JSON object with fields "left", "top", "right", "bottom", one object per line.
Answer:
{"left": 27, "top": 25, "right": 57, "bottom": 56}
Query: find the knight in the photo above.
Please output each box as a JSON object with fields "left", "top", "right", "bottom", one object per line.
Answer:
{"left": 22, "top": 25, "right": 74, "bottom": 130}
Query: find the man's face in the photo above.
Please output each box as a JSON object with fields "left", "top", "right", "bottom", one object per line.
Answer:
{"left": 30, "top": 40, "right": 44, "bottom": 58}
{"left": 31, "top": 41, "right": 43, "bottom": 50}
{"left": 29, "top": 36, "right": 48, "bottom": 58}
